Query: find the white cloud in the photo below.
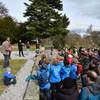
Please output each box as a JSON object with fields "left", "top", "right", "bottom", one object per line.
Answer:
{"left": 64, "top": 0, "right": 100, "bottom": 18}
{"left": 0, "top": 0, "right": 29, "bottom": 22}
{"left": 62, "top": 0, "right": 100, "bottom": 30}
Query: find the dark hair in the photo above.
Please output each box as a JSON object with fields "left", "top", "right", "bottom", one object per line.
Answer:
{"left": 64, "top": 52, "right": 69, "bottom": 66}
{"left": 73, "top": 48, "right": 76, "bottom": 54}
{"left": 79, "top": 47, "right": 83, "bottom": 52}
{"left": 98, "top": 49, "right": 100, "bottom": 56}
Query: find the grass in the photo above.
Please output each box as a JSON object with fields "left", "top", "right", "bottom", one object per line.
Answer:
{"left": 12, "top": 44, "right": 36, "bottom": 51}
{"left": 0, "top": 44, "right": 36, "bottom": 51}
{"left": 0, "top": 59, "right": 27, "bottom": 94}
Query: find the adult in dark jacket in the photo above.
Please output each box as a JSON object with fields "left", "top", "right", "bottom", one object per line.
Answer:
{"left": 55, "top": 77, "right": 79, "bottom": 100}
{"left": 55, "top": 87, "right": 79, "bottom": 100}
{"left": 18, "top": 40, "right": 24, "bottom": 57}
{"left": 80, "top": 71, "right": 100, "bottom": 100}
{"left": 80, "top": 52, "right": 90, "bottom": 87}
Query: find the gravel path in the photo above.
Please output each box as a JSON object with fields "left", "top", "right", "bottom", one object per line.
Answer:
{"left": 0, "top": 56, "right": 34, "bottom": 100}
{"left": 0, "top": 51, "right": 34, "bottom": 59}
{"left": 0, "top": 50, "right": 57, "bottom": 100}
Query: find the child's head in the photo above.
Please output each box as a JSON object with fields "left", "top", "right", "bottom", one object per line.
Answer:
{"left": 6, "top": 37, "right": 10, "bottom": 41}
{"left": 44, "top": 58, "right": 50, "bottom": 64}
{"left": 52, "top": 58, "right": 58, "bottom": 65}
{"left": 41, "top": 54, "right": 46, "bottom": 59}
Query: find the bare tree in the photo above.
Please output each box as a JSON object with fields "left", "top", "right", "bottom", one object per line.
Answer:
{"left": 86, "top": 24, "right": 93, "bottom": 34}
{"left": 0, "top": 2, "right": 8, "bottom": 18}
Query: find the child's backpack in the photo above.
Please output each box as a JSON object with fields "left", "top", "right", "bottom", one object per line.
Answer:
{"left": 87, "top": 86, "right": 100, "bottom": 100}
{"left": 37, "top": 65, "right": 49, "bottom": 85}
{"left": 3, "top": 72, "right": 16, "bottom": 86}
{"left": 3, "top": 76, "right": 11, "bottom": 85}
{"left": 61, "top": 64, "right": 77, "bottom": 81}
{"left": 77, "top": 63, "right": 83, "bottom": 75}
{"left": 11, "top": 78, "right": 16, "bottom": 85}
{"left": 70, "top": 64, "right": 78, "bottom": 80}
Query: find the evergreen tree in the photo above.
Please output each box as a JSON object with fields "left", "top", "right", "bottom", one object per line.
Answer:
{"left": 0, "top": 16, "right": 19, "bottom": 43}
{"left": 24, "top": 0, "right": 69, "bottom": 39}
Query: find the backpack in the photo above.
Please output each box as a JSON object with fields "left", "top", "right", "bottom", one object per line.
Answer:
{"left": 3, "top": 76, "right": 11, "bottom": 85}
{"left": 87, "top": 86, "right": 100, "bottom": 100}
{"left": 3, "top": 75, "right": 16, "bottom": 85}
{"left": 55, "top": 87, "right": 79, "bottom": 100}
{"left": 37, "top": 66, "right": 49, "bottom": 85}
{"left": 77, "top": 64, "right": 83, "bottom": 75}
{"left": 70, "top": 64, "right": 78, "bottom": 80}
{"left": 61, "top": 64, "right": 77, "bottom": 81}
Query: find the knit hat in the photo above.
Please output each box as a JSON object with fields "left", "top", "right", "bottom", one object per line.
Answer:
{"left": 66, "top": 57, "right": 73, "bottom": 64}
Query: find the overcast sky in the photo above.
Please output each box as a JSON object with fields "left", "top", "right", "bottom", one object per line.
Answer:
{"left": 63, "top": 0, "right": 100, "bottom": 30}
{"left": 1, "top": 0, "right": 100, "bottom": 31}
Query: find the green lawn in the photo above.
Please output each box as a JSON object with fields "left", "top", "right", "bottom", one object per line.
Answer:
{"left": 12, "top": 44, "right": 36, "bottom": 51}
{"left": 0, "top": 59, "right": 27, "bottom": 94}
{"left": 0, "top": 44, "right": 35, "bottom": 51}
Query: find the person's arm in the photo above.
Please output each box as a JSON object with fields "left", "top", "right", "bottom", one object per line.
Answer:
{"left": 80, "top": 87, "right": 88, "bottom": 100}
{"left": 37, "top": 69, "right": 41, "bottom": 79}
{"left": 60, "top": 67, "right": 67, "bottom": 81}
{"left": 8, "top": 44, "right": 13, "bottom": 51}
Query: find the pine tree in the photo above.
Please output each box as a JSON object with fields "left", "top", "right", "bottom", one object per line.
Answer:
{"left": 24, "top": 0, "right": 69, "bottom": 39}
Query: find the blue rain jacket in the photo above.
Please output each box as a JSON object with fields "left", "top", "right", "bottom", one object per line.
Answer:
{"left": 50, "top": 64, "right": 62, "bottom": 83}
{"left": 3, "top": 72, "right": 15, "bottom": 79}
{"left": 61, "top": 64, "right": 77, "bottom": 81}
{"left": 37, "top": 65, "right": 51, "bottom": 89}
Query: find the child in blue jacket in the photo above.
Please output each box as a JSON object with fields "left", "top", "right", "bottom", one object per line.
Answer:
{"left": 61, "top": 57, "right": 77, "bottom": 81}
{"left": 3, "top": 68, "right": 16, "bottom": 86}
{"left": 60, "top": 57, "right": 78, "bottom": 90}
{"left": 37, "top": 58, "right": 51, "bottom": 100}
{"left": 55, "top": 57, "right": 79, "bottom": 100}
{"left": 49, "top": 58, "right": 62, "bottom": 100}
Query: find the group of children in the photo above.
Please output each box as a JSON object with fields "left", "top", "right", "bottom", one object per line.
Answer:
{"left": 37, "top": 54, "right": 79, "bottom": 100}
{"left": 36, "top": 47, "right": 100, "bottom": 100}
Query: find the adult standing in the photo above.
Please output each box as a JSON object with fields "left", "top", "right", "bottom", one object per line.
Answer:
{"left": 1, "top": 37, "right": 11, "bottom": 68}
{"left": 80, "top": 71, "right": 100, "bottom": 100}
{"left": 18, "top": 40, "right": 24, "bottom": 57}
{"left": 26, "top": 41, "right": 30, "bottom": 55}
{"left": 35, "top": 39, "right": 40, "bottom": 55}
